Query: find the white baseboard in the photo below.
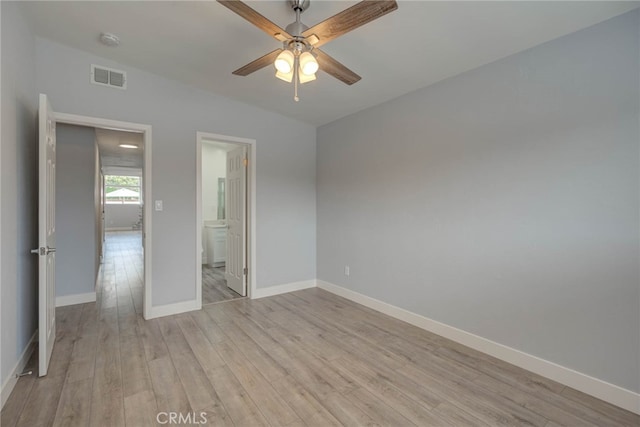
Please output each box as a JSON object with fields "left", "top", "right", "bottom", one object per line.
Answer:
{"left": 145, "top": 280, "right": 315, "bottom": 320}
{"left": 145, "top": 299, "right": 200, "bottom": 320}
{"left": 252, "top": 279, "right": 316, "bottom": 299}
{"left": 1, "top": 331, "right": 37, "bottom": 409}
{"left": 55, "top": 292, "right": 96, "bottom": 307}
{"left": 317, "top": 280, "right": 640, "bottom": 415}
{"left": 106, "top": 227, "right": 135, "bottom": 231}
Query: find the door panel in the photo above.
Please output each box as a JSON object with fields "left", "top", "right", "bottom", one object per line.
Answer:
{"left": 36, "top": 94, "right": 57, "bottom": 376}
{"left": 225, "top": 146, "right": 247, "bottom": 296}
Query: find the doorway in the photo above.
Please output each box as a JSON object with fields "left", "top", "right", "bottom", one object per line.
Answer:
{"left": 55, "top": 112, "right": 152, "bottom": 319}
{"left": 36, "top": 94, "right": 153, "bottom": 376}
{"left": 196, "top": 132, "right": 256, "bottom": 307}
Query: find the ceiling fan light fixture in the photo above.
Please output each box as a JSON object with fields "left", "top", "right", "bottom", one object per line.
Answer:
{"left": 275, "top": 69, "right": 294, "bottom": 83}
{"left": 299, "top": 51, "right": 318, "bottom": 76}
{"left": 298, "top": 71, "right": 316, "bottom": 84}
{"left": 274, "top": 50, "right": 295, "bottom": 74}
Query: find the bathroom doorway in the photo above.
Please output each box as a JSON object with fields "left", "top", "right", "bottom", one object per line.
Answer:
{"left": 196, "top": 132, "right": 255, "bottom": 306}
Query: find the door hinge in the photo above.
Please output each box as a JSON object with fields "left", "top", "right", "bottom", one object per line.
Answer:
{"left": 243, "top": 157, "right": 248, "bottom": 167}
{"left": 243, "top": 267, "right": 248, "bottom": 275}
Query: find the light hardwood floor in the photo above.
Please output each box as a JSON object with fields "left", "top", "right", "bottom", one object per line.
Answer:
{"left": 2, "top": 232, "right": 639, "bottom": 426}
{"left": 202, "top": 265, "right": 243, "bottom": 305}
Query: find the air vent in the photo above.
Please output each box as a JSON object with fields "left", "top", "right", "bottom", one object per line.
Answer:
{"left": 91, "top": 64, "right": 127, "bottom": 90}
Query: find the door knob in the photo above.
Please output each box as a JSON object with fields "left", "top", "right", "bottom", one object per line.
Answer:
{"left": 30, "top": 247, "right": 56, "bottom": 255}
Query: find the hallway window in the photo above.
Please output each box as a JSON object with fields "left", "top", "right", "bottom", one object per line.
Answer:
{"left": 105, "top": 175, "right": 141, "bottom": 204}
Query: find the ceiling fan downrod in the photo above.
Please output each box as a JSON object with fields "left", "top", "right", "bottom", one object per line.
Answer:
{"left": 285, "top": 0, "right": 310, "bottom": 39}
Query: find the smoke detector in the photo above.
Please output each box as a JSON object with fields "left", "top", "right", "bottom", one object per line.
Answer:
{"left": 99, "top": 32, "right": 120, "bottom": 47}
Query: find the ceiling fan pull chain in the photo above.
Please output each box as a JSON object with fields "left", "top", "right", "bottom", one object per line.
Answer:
{"left": 294, "top": 56, "right": 300, "bottom": 102}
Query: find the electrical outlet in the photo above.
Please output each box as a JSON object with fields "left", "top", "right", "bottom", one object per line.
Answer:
{"left": 344, "top": 265, "right": 350, "bottom": 276}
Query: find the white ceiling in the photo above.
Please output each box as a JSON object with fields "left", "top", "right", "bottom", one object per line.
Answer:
{"left": 95, "top": 128, "right": 144, "bottom": 170}
{"left": 23, "top": 1, "right": 639, "bottom": 126}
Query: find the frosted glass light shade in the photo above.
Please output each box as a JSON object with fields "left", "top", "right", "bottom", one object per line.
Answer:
{"left": 275, "top": 69, "right": 294, "bottom": 82}
{"left": 299, "top": 51, "right": 318, "bottom": 75}
{"left": 298, "top": 71, "right": 316, "bottom": 84}
{"left": 274, "top": 50, "right": 295, "bottom": 74}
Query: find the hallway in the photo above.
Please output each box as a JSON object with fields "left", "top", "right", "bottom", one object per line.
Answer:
{"left": 101, "top": 230, "right": 144, "bottom": 317}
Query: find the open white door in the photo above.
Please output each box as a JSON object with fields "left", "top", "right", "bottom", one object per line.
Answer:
{"left": 225, "top": 146, "right": 247, "bottom": 296}
{"left": 33, "top": 94, "right": 57, "bottom": 376}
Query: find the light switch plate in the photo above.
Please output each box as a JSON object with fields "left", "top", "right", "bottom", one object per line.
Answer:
{"left": 155, "top": 200, "right": 163, "bottom": 211}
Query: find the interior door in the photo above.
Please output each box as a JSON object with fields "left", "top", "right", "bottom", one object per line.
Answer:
{"left": 225, "top": 146, "right": 247, "bottom": 296}
{"left": 33, "top": 94, "right": 57, "bottom": 376}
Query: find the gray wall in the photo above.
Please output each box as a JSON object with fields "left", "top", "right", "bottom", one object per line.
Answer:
{"left": 35, "top": 38, "right": 317, "bottom": 305}
{"left": 0, "top": 2, "right": 38, "bottom": 388}
{"left": 55, "top": 124, "right": 98, "bottom": 298}
{"left": 317, "top": 11, "right": 639, "bottom": 393}
{"left": 105, "top": 204, "right": 140, "bottom": 230}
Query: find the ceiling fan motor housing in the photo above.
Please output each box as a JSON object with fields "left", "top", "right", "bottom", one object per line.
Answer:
{"left": 285, "top": 21, "right": 309, "bottom": 38}
{"left": 289, "top": 0, "right": 310, "bottom": 12}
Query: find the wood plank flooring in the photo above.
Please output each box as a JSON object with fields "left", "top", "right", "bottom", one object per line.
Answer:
{"left": 202, "top": 265, "right": 243, "bottom": 305}
{"left": 2, "top": 231, "right": 638, "bottom": 426}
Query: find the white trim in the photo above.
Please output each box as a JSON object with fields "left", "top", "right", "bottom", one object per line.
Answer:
{"left": 196, "top": 133, "right": 202, "bottom": 309}
{"left": 105, "top": 227, "right": 135, "bottom": 232}
{"left": 53, "top": 112, "right": 152, "bottom": 320}
{"left": 55, "top": 292, "right": 96, "bottom": 307}
{"left": 0, "top": 0, "right": 2, "bottom": 403}
{"left": 248, "top": 141, "right": 257, "bottom": 300}
{"left": 1, "top": 332, "right": 37, "bottom": 409}
{"left": 196, "top": 132, "right": 257, "bottom": 310}
{"left": 143, "top": 128, "right": 152, "bottom": 320}
{"left": 317, "top": 280, "right": 640, "bottom": 415}
{"left": 252, "top": 280, "right": 317, "bottom": 299}
{"left": 145, "top": 299, "right": 200, "bottom": 320}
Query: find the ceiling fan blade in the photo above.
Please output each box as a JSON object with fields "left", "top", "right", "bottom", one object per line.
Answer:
{"left": 233, "top": 49, "right": 282, "bottom": 76}
{"left": 302, "top": 0, "right": 397, "bottom": 48}
{"left": 218, "top": 0, "right": 292, "bottom": 41}
{"left": 315, "top": 49, "right": 361, "bottom": 85}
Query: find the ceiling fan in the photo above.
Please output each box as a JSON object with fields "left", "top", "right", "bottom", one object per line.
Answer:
{"left": 218, "top": 0, "right": 398, "bottom": 101}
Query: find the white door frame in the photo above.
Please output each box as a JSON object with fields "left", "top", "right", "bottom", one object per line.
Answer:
{"left": 54, "top": 112, "right": 153, "bottom": 319}
{"left": 196, "top": 131, "right": 256, "bottom": 307}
